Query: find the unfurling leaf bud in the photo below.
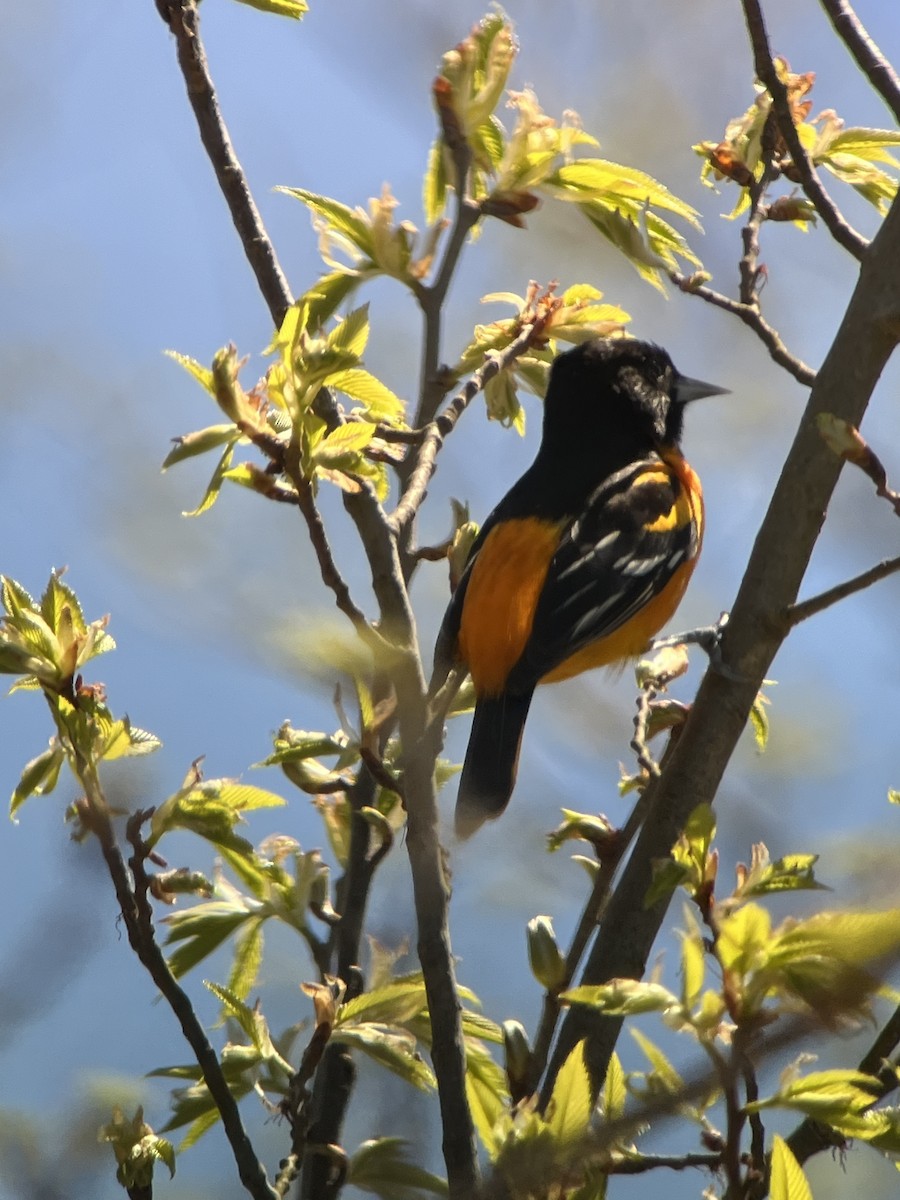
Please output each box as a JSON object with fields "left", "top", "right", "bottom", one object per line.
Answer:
{"left": 502, "top": 1019, "right": 532, "bottom": 1101}
{"left": 527, "top": 915, "right": 567, "bottom": 992}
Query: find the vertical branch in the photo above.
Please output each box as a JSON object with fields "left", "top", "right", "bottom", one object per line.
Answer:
{"left": 299, "top": 771, "right": 378, "bottom": 1200}
{"left": 411, "top": 93, "right": 481, "bottom": 433}
{"left": 157, "top": 0, "right": 293, "bottom": 326}
{"left": 395, "top": 658, "right": 480, "bottom": 1199}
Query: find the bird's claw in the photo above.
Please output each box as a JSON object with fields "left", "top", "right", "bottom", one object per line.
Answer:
{"left": 651, "top": 612, "right": 744, "bottom": 681}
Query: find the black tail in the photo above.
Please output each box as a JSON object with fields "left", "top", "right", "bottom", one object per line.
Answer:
{"left": 455, "top": 691, "right": 535, "bottom": 839}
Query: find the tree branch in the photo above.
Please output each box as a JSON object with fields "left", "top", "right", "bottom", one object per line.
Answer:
{"left": 739, "top": 111, "right": 779, "bottom": 306}
{"left": 818, "top": 0, "right": 900, "bottom": 126}
{"left": 157, "top": 0, "right": 293, "bottom": 326}
{"left": 391, "top": 316, "right": 555, "bottom": 534}
{"left": 669, "top": 272, "right": 816, "bottom": 387}
{"left": 784, "top": 554, "right": 900, "bottom": 627}
{"left": 740, "top": 0, "right": 868, "bottom": 260}
{"left": 86, "top": 803, "right": 277, "bottom": 1200}
{"left": 606, "top": 1151, "right": 722, "bottom": 1175}
{"left": 300, "top": 769, "right": 386, "bottom": 1200}
{"left": 410, "top": 81, "right": 482, "bottom": 431}
{"left": 396, "top": 656, "right": 480, "bottom": 1199}
{"left": 546, "top": 186, "right": 900, "bottom": 1102}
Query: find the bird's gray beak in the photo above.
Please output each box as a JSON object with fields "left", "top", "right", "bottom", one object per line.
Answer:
{"left": 674, "top": 374, "right": 730, "bottom": 404}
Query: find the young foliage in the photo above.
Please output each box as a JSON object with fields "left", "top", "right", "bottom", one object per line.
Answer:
{"left": 1, "top": 574, "right": 160, "bottom": 820}
{"left": 427, "top": 14, "right": 701, "bottom": 289}
{"left": 98, "top": 1106, "right": 175, "bottom": 1192}
{"left": 165, "top": 304, "right": 404, "bottom": 513}
{"left": 696, "top": 57, "right": 899, "bottom": 223}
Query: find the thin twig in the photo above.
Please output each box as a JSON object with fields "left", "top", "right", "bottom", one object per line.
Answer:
{"left": 739, "top": 112, "right": 779, "bottom": 306}
{"left": 157, "top": 1, "right": 293, "bottom": 326}
{"left": 740, "top": 0, "right": 868, "bottom": 260}
{"left": 409, "top": 81, "right": 482, "bottom": 431}
{"left": 631, "top": 687, "right": 662, "bottom": 780}
{"left": 87, "top": 803, "right": 276, "bottom": 1200}
{"left": 605, "top": 1151, "right": 722, "bottom": 1175}
{"left": 301, "top": 772, "right": 380, "bottom": 1200}
{"left": 391, "top": 316, "right": 553, "bottom": 533}
{"left": 784, "top": 554, "right": 900, "bottom": 628}
{"left": 742, "top": 1057, "right": 768, "bottom": 1199}
{"left": 669, "top": 272, "right": 816, "bottom": 387}
{"left": 279, "top": 443, "right": 389, "bottom": 656}
{"left": 818, "top": 0, "right": 900, "bottom": 126}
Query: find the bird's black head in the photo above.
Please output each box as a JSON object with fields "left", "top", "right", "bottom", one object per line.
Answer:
{"left": 540, "top": 337, "right": 725, "bottom": 457}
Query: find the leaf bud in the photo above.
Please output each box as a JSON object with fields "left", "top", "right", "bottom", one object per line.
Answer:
{"left": 527, "top": 915, "right": 567, "bottom": 992}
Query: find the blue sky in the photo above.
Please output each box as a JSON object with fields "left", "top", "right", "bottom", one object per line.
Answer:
{"left": 2, "top": 1, "right": 900, "bottom": 1196}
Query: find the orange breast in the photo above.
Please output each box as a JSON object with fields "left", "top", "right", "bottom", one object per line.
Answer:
{"left": 459, "top": 451, "right": 704, "bottom": 695}
{"left": 459, "top": 518, "right": 565, "bottom": 697}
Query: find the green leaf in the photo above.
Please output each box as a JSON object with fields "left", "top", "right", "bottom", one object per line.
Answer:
{"left": 182, "top": 444, "right": 235, "bottom": 517}
{"left": 716, "top": 902, "right": 771, "bottom": 978}
{"left": 325, "top": 368, "right": 405, "bottom": 423}
{"left": 749, "top": 1069, "right": 881, "bottom": 1123}
{"left": 2, "top": 575, "right": 38, "bottom": 617}
{"left": 602, "top": 1052, "right": 626, "bottom": 1122}
{"left": 749, "top": 685, "right": 771, "bottom": 749}
{"left": 332, "top": 1023, "right": 436, "bottom": 1091}
{"left": 256, "top": 728, "right": 350, "bottom": 767}
{"left": 227, "top": 918, "right": 265, "bottom": 1001}
{"left": 546, "top": 1040, "right": 592, "bottom": 1146}
{"left": 305, "top": 271, "right": 366, "bottom": 330}
{"left": 770, "top": 1135, "right": 813, "bottom": 1200}
{"left": 10, "top": 743, "right": 64, "bottom": 817}
{"left": 152, "top": 778, "right": 287, "bottom": 849}
{"left": 312, "top": 421, "right": 376, "bottom": 468}
{"left": 739, "top": 852, "right": 826, "bottom": 897}
{"left": 760, "top": 908, "right": 900, "bottom": 1022}
{"left": 166, "top": 350, "right": 215, "bottom": 394}
{"left": 164, "top": 904, "right": 256, "bottom": 980}
{"left": 349, "top": 1138, "right": 448, "bottom": 1198}
{"left": 162, "top": 425, "right": 240, "bottom": 471}
{"left": 562, "top": 980, "right": 679, "bottom": 1017}
{"left": 327, "top": 304, "right": 371, "bottom": 357}
{"left": 232, "top": 0, "right": 307, "bottom": 16}
{"left": 822, "top": 126, "right": 900, "bottom": 161}
{"left": 680, "top": 923, "right": 706, "bottom": 1009}
{"left": 547, "top": 159, "right": 701, "bottom": 226}
{"left": 337, "top": 979, "right": 429, "bottom": 1028}
{"left": 40, "top": 573, "right": 86, "bottom": 640}
{"left": 461, "top": 1009, "right": 503, "bottom": 1044}
{"left": 465, "top": 1045, "right": 509, "bottom": 1156}
{"left": 629, "top": 1028, "right": 684, "bottom": 1094}
{"left": 278, "top": 187, "right": 375, "bottom": 258}
{"left": 99, "top": 718, "right": 161, "bottom": 762}
{"left": 205, "top": 982, "right": 266, "bottom": 1050}
{"left": 423, "top": 140, "right": 448, "bottom": 225}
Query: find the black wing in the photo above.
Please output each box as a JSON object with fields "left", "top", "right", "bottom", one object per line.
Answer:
{"left": 505, "top": 459, "right": 699, "bottom": 690}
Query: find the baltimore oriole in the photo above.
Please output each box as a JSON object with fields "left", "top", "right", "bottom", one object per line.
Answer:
{"left": 434, "top": 336, "right": 727, "bottom": 838}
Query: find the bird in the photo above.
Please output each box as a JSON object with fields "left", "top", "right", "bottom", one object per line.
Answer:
{"left": 433, "top": 336, "right": 727, "bottom": 839}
